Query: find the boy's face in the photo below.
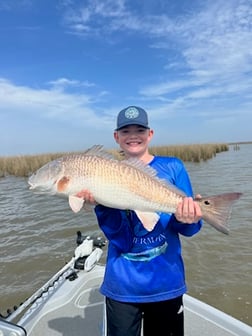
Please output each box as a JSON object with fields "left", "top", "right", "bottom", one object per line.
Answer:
{"left": 114, "top": 124, "right": 153, "bottom": 158}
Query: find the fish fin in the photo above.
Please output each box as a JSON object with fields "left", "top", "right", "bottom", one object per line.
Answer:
{"left": 69, "top": 195, "right": 85, "bottom": 213}
{"left": 83, "top": 144, "right": 103, "bottom": 154}
{"left": 124, "top": 158, "right": 158, "bottom": 178}
{"left": 83, "top": 145, "right": 115, "bottom": 160}
{"left": 198, "top": 192, "right": 242, "bottom": 234}
{"left": 124, "top": 158, "right": 187, "bottom": 197}
{"left": 135, "top": 211, "right": 160, "bottom": 232}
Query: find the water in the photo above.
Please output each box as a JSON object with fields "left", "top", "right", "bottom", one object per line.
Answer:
{"left": 0, "top": 144, "right": 251, "bottom": 325}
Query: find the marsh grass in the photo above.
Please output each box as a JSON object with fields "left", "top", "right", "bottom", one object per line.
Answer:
{"left": 0, "top": 153, "right": 65, "bottom": 178}
{"left": 0, "top": 143, "right": 228, "bottom": 177}
{"left": 149, "top": 143, "right": 228, "bottom": 162}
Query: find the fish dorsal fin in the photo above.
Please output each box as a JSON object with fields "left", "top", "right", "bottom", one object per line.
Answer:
{"left": 83, "top": 145, "right": 115, "bottom": 160}
{"left": 124, "top": 158, "right": 158, "bottom": 178}
{"left": 124, "top": 158, "right": 186, "bottom": 197}
{"left": 83, "top": 146, "right": 186, "bottom": 198}
{"left": 83, "top": 145, "right": 105, "bottom": 155}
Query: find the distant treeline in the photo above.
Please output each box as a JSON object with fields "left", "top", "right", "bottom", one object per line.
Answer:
{"left": 228, "top": 141, "right": 252, "bottom": 145}
{"left": 0, "top": 143, "right": 229, "bottom": 178}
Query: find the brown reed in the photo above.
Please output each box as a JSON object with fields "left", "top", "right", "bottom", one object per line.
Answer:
{"left": 0, "top": 143, "right": 229, "bottom": 177}
{"left": 149, "top": 143, "right": 229, "bottom": 162}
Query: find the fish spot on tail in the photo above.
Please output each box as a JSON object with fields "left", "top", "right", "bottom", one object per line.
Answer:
{"left": 57, "top": 176, "right": 70, "bottom": 192}
{"left": 199, "top": 192, "right": 243, "bottom": 234}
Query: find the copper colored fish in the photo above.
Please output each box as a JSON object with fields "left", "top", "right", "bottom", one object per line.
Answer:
{"left": 28, "top": 145, "right": 242, "bottom": 234}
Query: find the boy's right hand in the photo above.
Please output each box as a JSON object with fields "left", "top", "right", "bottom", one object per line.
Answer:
{"left": 75, "top": 189, "right": 98, "bottom": 205}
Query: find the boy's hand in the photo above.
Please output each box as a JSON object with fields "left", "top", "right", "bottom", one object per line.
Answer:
{"left": 75, "top": 189, "right": 98, "bottom": 205}
{"left": 175, "top": 195, "right": 202, "bottom": 224}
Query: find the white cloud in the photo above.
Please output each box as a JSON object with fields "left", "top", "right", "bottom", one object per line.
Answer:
{"left": 139, "top": 79, "right": 207, "bottom": 97}
{"left": 178, "top": 1, "right": 252, "bottom": 78}
{"left": 48, "top": 78, "right": 95, "bottom": 90}
{"left": 1, "top": 0, "right": 251, "bottom": 155}
{"left": 0, "top": 77, "right": 118, "bottom": 155}
{"left": 134, "top": 0, "right": 252, "bottom": 119}
{"left": 62, "top": 0, "right": 127, "bottom": 36}
{"left": 62, "top": 0, "right": 252, "bottom": 97}
{"left": 0, "top": 78, "right": 110, "bottom": 127}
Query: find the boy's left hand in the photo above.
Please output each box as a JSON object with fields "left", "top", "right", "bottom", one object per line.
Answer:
{"left": 175, "top": 196, "right": 202, "bottom": 224}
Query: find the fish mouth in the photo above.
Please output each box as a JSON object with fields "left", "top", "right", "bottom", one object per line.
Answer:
{"left": 27, "top": 174, "right": 59, "bottom": 193}
{"left": 27, "top": 175, "right": 42, "bottom": 190}
{"left": 27, "top": 176, "right": 34, "bottom": 188}
{"left": 28, "top": 180, "right": 36, "bottom": 190}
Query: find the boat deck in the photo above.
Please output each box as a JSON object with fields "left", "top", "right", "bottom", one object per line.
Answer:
{"left": 15, "top": 264, "right": 251, "bottom": 336}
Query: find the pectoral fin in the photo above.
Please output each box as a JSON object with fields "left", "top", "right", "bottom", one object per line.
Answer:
{"left": 69, "top": 195, "right": 85, "bottom": 213}
{"left": 135, "top": 211, "right": 160, "bottom": 231}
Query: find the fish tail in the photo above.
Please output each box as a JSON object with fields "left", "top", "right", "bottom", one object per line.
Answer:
{"left": 199, "top": 192, "right": 242, "bottom": 234}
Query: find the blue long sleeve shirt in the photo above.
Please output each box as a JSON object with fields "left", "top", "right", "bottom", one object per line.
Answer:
{"left": 94, "top": 156, "right": 202, "bottom": 303}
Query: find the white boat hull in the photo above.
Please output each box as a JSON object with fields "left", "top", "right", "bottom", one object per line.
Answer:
{"left": 1, "top": 235, "right": 251, "bottom": 336}
{"left": 4, "top": 264, "right": 249, "bottom": 336}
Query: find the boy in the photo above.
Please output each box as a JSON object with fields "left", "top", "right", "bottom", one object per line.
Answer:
{"left": 78, "top": 106, "right": 202, "bottom": 336}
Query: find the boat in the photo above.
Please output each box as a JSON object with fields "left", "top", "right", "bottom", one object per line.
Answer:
{"left": 0, "top": 232, "right": 251, "bottom": 336}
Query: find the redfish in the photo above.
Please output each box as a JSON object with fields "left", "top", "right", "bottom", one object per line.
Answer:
{"left": 28, "top": 145, "right": 242, "bottom": 233}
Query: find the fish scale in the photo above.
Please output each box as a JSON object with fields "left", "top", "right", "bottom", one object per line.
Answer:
{"left": 28, "top": 145, "right": 242, "bottom": 234}
{"left": 65, "top": 154, "right": 179, "bottom": 212}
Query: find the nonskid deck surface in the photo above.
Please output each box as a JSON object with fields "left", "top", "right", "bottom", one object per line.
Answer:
{"left": 27, "top": 286, "right": 103, "bottom": 336}
{"left": 16, "top": 265, "right": 251, "bottom": 336}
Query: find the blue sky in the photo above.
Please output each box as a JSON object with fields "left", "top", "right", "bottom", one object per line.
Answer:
{"left": 0, "top": 0, "right": 251, "bottom": 156}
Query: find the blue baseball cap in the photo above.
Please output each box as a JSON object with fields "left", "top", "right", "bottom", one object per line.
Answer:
{"left": 115, "top": 106, "right": 149, "bottom": 130}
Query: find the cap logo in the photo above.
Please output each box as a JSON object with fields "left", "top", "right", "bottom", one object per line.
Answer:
{"left": 124, "top": 107, "right": 139, "bottom": 119}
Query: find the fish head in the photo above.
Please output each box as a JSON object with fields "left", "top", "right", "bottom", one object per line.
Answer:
{"left": 28, "top": 158, "right": 65, "bottom": 193}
